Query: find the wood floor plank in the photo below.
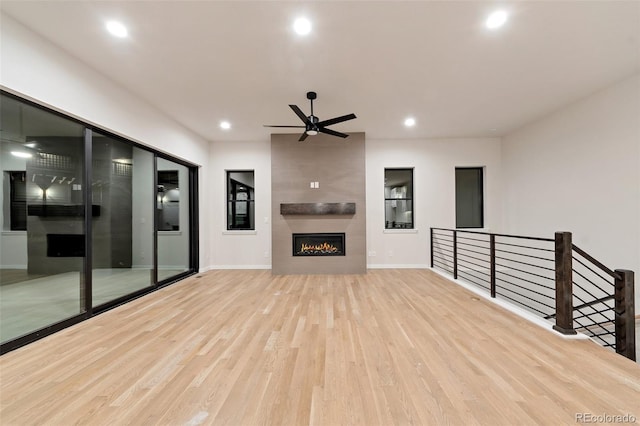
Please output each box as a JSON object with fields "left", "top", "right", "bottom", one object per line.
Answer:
{"left": 1, "top": 269, "right": 639, "bottom": 425}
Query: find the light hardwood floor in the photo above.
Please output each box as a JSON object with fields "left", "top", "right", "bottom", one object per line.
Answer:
{"left": 1, "top": 269, "right": 638, "bottom": 425}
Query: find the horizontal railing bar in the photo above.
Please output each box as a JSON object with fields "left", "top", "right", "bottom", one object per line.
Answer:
{"left": 456, "top": 259, "right": 491, "bottom": 276}
{"left": 573, "top": 270, "right": 614, "bottom": 298}
{"left": 431, "top": 228, "right": 554, "bottom": 242}
{"left": 574, "top": 309, "right": 613, "bottom": 322}
{"left": 572, "top": 244, "right": 620, "bottom": 280}
{"left": 494, "top": 292, "right": 551, "bottom": 316}
{"left": 494, "top": 284, "right": 556, "bottom": 308}
{"left": 495, "top": 270, "right": 555, "bottom": 291}
{"left": 457, "top": 241, "right": 491, "bottom": 251}
{"left": 433, "top": 246, "right": 454, "bottom": 255}
{"left": 494, "top": 262, "right": 555, "bottom": 281}
{"left": 572, "top": 256, "right": 615, "bottom": 288}
{"left": 494, "top": 256, "right": 556, "bottom": 272}
{"left": 432, "top": 235, "right": 453, "bottom": 242}
{"left": 572, "top": 295, "right": 614, "bottom": 311}
{"left": 572, "top": 279, "right": 610, "bottom": 302}
{"left": 457, "top": 270, "right": 491, "bottom": 288}
{"left": 494, "top": 241, "right": 555, "bottom": 253}
{"left": 432, "top": 256, "right": 453, "bottom": 267}
{"left": 457, "top": 267, "right": 491, "bottom": 284}
{"left": 456, "top": 235, "right": 491, "bottom": 243}
{"left": 457, "top": 245, "right": 490, "bottom": 256}
{"left": 432, "top": 233, "right": 454, "bottom": 240}
{"left": 432, "top": 257, "right": 453, "bottom": 268}
{"left": 574, "top": 317, "right": 612, "bottom": 338}
{"left": 495, "top": 248, "right": 554, "bottom": 263}
{"left": 457, "top": 251, "right": 491, "bottom": 265}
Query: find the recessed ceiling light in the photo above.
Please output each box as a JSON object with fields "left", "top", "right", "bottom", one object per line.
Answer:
{"left": 293, "top": 17, "right": 312, "bottom": 36}
{"left": 106, "top": 20, "right": 128, "bottom": 38}
{"left": 220, "top": 121, "right": 231, "bottom": 130}
{"left": 404, "top": 117, "right": 416, "bottom": 127}
{"left": 486, "top": 10, "right": 508, "bottom": 30}
{"left": 11, "top": 151, "right": 32, "bottom": 159}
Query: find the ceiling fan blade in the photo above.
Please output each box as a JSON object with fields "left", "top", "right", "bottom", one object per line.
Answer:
{"left": 289, "top": 105, "right": 310, "bottom": 124}
{"left": 263, "top": 125, "right": 306, "bottom": 128}
{"left": 316, "top": 113, "right": 356, "bottom": 128}
{"left": 318, "top": 127, "right": 349, "bottom": 138}
{"left": 298, "top": 132, "right": 309, "bottom": 142}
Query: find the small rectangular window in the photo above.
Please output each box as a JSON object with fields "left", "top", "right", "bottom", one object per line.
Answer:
{"left": 384, "top": 168, "right": 413, "bottom": 229}
{"left": 455, "top": 167, "right": 484, "bottom": 228}
{"left": 227, "top": 170, "right": 255, "bottom": 230}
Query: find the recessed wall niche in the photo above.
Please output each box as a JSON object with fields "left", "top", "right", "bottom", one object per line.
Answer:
{"left": 270, "top": 132, "right": 366, "bottom": 274}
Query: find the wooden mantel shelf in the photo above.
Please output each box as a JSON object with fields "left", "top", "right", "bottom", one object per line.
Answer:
{"left": 280, "top": 202, "right": 356, "bottom": 215}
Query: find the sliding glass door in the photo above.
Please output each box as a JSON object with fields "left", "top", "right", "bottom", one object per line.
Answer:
{"left": 157, "top": 157, "right": 191, "bottom": 282}
{"left": 91, "top": 132, "right": 154, "bottom": 307}
{"left": 0, "top": 91, "right": 198, "bottom": 353}
{"left": 0, "top": 95, "right": 86, "bottom": 343}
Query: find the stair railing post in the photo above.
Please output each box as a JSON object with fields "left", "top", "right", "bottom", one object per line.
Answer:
{"left": 430, "top": 228, "right": 434, "bottom": 268}
{"left": 554, "top": 231, "right": 576, "bottom": 335}
{"left": 614, "top": 269, "right": 636, "bottom": 361}
{"left": 490, "top": 234, "right": 496, "bottom": 298}
{"left": 453, "top": 230, "right": 458, "bottom": 279}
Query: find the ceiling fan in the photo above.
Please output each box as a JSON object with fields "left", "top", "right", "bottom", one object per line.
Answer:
{"left": 264, "top": 91, "right": 357, "bottom": 141}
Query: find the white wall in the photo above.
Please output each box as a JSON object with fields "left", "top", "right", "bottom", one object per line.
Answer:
{"left": 0, "top": 13, "right": 212, "bottom": 270}
{"left": 205, "top": 137, "right": 503, "bottom": 269}
{"left": 208, "top": 140, "right": 272, "bottom": 269}
{"left": 366, "top": 138, "right": 503, "bottom": 268}
{"left": 502, "top": 74, "right": 640, "bottom": 305}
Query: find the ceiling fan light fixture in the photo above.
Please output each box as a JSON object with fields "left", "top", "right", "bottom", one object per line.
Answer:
{"left": 307, "top": 130, "right": 318, "bottom": 136}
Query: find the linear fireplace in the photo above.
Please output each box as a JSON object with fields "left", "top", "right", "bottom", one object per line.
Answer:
{"left": 292, "top": 233, "right": 345, "bottom": 257}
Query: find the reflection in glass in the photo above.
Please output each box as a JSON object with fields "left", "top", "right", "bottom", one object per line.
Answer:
{"left": 91, "top": 132, "right": 154, "bottom": 306}
{"left": 384, "top": 168, "right": 414, "bottom": 229}
{"left": 157, "top": 170, "right": 180, "bottom": 231}
{"left": 0, "top": 94, "right": 85, "bottom": 343}
{"left": 157, "top": 158, "right": 190, "bottom": 281}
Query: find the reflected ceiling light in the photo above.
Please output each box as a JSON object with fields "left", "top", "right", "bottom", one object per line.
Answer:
{"left": 293, "top": 17, "right": 312, "bottom": 35}
{"left": 11, "top": 151, "right": 32, "bottom": 158}
{"left": 106, "top": 20, "right": 128, "bottom": 38}
{"left": 486, "top": 10, "right": 508, "bottom": 29}
{"left": 24, "top": 142, "right": 37, "bottom": 148}
{"left": 220, "top": 121, "right": 231, "bottom": 130}
{"left": 404, "top": 117, "right": 416, "bottom": 127}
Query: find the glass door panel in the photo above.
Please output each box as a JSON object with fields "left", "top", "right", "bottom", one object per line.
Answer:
{"left": 91, "top": 133, "right": 154, "bottom": 306}
{"left": 0, "top": 94, "right": 85, "bottom": 343}
{"left": 157, "top": 157, "right": 190, "bottom": 281}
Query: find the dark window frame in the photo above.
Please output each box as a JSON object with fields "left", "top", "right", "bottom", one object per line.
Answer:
{"left": 226, "top": 170, "right": 255, "bottom": 231}
{"left": 455, "top": 166, "right": 484, "bottom": 229}
{"left": 384, "top": 167, "right": 414, "bottom": 229}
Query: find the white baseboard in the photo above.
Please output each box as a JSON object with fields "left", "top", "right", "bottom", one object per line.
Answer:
{"left": 207, "top": 264, "right": 272, "bottom": 270}
{"left": 1, "top": 265, "right": 27, "bottom": 269}
{"left": 367, "top": 263, "right": 430, "bottom": 269}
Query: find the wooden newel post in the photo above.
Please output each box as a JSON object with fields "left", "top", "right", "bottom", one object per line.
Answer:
{"left": 614, "top": 269, "right": 636, "bottom": 361}
{"left": 554, "top": 232, "right": 576, "bottom": 334}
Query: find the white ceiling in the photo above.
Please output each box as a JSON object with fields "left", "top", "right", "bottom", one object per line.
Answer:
{"left": 1, "top": 1, "right": 639, "bottom": 143}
